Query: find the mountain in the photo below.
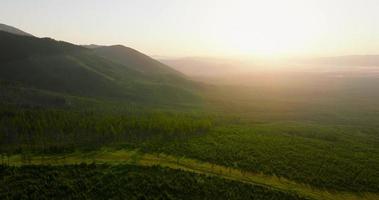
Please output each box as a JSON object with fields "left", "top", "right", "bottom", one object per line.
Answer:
{"left": 160, "top": 57, "right": 257, "bottom": 77}
{"left": 82, "top": 44, "right": 105, "bottom": 49}
{"left": 91, "top": 45, "right": 197, "bottom": 87}
{"left": 92, "top": 45, "right": 182, "bottom": 75}
{"left": 303, "top": 55, "right": 379, "bottom": 66}
{"left": 0, "top": 23, "right": 33, "bottom": 37}
{"left": 0, "top": 29, "right": 200, "bottom": 106}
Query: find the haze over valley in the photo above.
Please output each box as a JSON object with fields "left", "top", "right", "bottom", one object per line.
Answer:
{"left": 1, "top": 1, "right": 379, "bottom": 200}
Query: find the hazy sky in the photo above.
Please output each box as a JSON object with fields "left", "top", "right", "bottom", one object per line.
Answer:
{"left": 1, "top": 0, "right": 378, "bottom": 58}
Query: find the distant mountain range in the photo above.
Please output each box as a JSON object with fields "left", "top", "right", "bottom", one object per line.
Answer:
{"left": 160, "top": 57, "right": 255, "bottom": 77}
{"left": 0, "top": 24, "right": 200, "bottom": 107}
{"left": 304, "top": 55, "right": 379, "bottom": 66}
{"left": 161, "top": 55, "right": 379, "bottom": 78}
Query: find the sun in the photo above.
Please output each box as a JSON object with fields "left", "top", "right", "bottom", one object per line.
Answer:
{"left": 205, "top": 0, "right": 324, "bottom": 57}
{"left": 217, "top": 19, "right": 318, "bottom": 57}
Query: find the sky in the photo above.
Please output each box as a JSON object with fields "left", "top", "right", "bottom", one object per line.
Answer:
{"left": 1, "top": 0, "right": 379, "bottom": 58}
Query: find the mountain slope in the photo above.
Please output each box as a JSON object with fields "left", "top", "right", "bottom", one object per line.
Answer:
{"left": 0, "top": 23, "right": 33, "bottom": 37}
{"left": 92, "top": 45, "right": 182, "bottom": 75}
{"left": 0, "top": 30, "right": 200, "bottom": 106}
{"left": 91, "top": 45, "right": 197, "bottom": 89}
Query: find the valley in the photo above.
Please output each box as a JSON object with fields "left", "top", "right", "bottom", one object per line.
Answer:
{"left": 0, "top": 23, "right": 379, "bottom": 200}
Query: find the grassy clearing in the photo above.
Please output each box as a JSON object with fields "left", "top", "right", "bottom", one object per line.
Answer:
{"left": 6, "top": 149, "right": 378, "bottom": 200}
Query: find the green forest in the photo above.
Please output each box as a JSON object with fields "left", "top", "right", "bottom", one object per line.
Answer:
{"left": 0, "top": 164, "right": 308, "bottom": 200}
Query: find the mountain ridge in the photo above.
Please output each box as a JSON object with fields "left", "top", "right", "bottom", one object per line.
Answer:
{"left": 0, "top": 27, "right": 200, "bottom": 107}
{"left": 0, "top": 23, "right": 33, "bottom": 37}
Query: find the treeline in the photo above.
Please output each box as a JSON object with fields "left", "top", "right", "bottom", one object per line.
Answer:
{"left": 0, "top": 107, "right": 212, "bottom": 155}
{"left": 0, "top": 164, "right": 309, "bottom": 200}
{"left": 139, "top": 125, "right": 379, "bottom": 193}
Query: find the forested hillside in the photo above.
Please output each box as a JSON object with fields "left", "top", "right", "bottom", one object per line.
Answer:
{"left": 0, "top": 30, "right": 200, "bottom": 106}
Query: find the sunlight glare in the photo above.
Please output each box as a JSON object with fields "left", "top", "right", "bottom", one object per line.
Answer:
{"left": 206, "top": 0, "right": 326, "bottom": 57}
